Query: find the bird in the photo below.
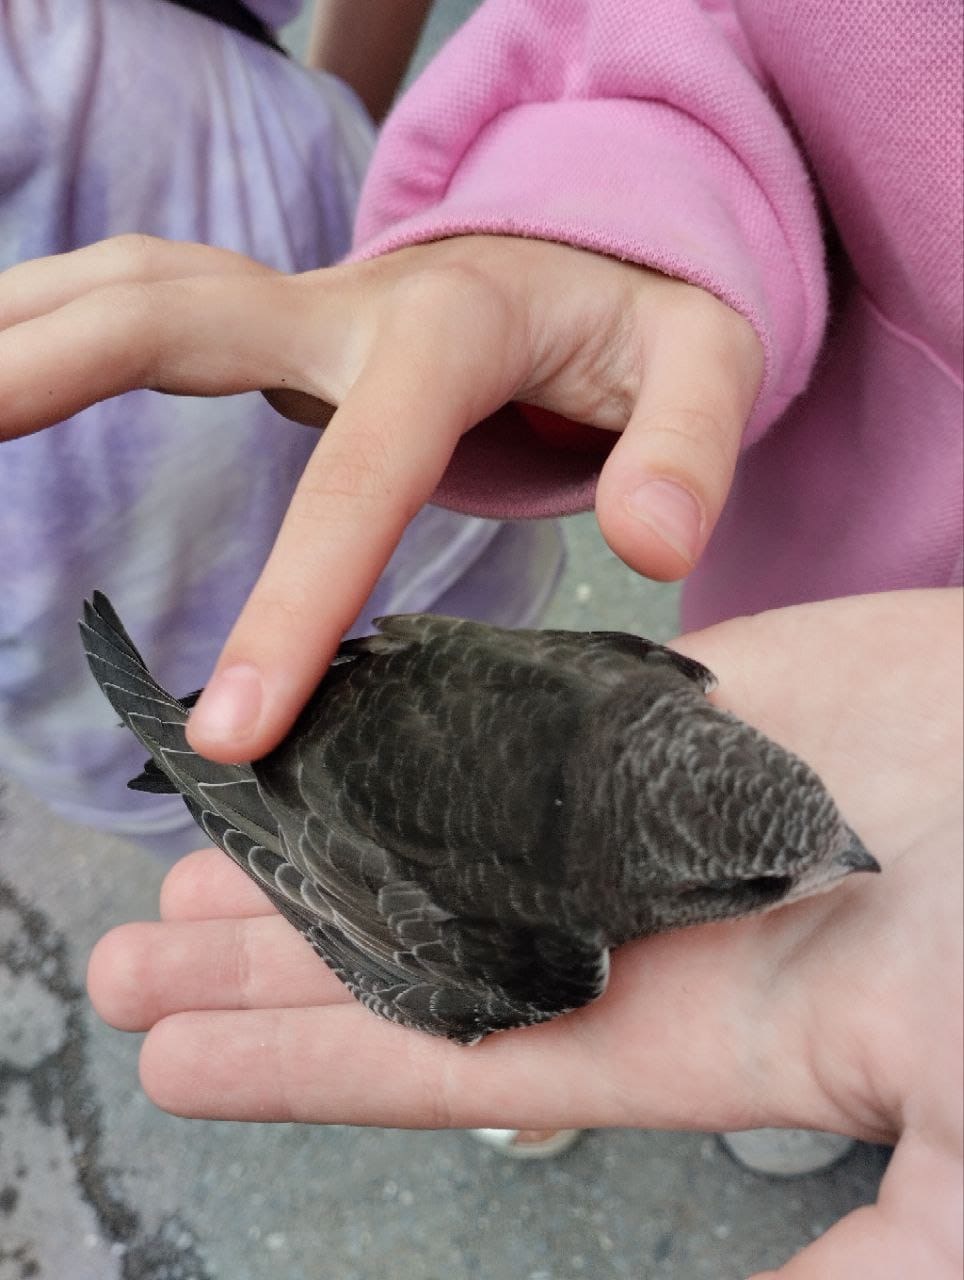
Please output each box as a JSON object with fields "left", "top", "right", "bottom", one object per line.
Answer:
{"left": 80, "top": 591, "right": 879, "bottom": 1044}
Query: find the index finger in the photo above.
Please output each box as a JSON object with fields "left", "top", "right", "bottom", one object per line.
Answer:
{"left": 184, "top": 344, "right": 490, "bottom": 763}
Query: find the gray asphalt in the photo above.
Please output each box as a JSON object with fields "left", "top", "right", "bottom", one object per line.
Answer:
{"left": 1, "top": 6, "right": 888, "bottom": 1277}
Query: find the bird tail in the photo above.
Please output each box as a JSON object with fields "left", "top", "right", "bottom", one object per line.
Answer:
{"left": 79, "top": 592, "right": 280, "bottom": 853}
{"left": 80, "top": 590, "right": 188, "bottom": 741}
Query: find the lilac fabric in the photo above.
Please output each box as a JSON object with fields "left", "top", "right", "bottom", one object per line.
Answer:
{"left": 246, "top": 0, "right": 301, "bottom": 25}
{"left": 353, "top": 0, "right": 963, "bottom": 626}
{"left": 0, "top": 0, "right": 563, "bottom": 851}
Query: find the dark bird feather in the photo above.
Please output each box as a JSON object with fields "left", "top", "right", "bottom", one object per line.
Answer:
{"left": 80, "top": 592, "right": 879, "bottom": 1044}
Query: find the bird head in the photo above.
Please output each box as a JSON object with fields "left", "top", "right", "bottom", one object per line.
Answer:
{"left": 639, "top": 820, "right": 880, "bottom": 937}
{"left": 577, "top": 686, "right": 880, "bottom": 939}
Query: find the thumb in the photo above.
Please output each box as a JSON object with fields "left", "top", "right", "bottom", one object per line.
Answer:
{"left": 748, "top": 1205, "right": 936, "bottom": 1279}
{"left": 750, "top": 1136, "right": 962, "bottom": 1279}
{"left": 594, "top": 300, "right": 763, "bottom": 580}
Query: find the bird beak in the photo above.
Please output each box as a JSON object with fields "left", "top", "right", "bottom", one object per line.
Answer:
{"left": 834, "top": 833, "right": 881, "bottom": 876}
{"left": 780, "top": 830, "right": 881, "bottom": 908}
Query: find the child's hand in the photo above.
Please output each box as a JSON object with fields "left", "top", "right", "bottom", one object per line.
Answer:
{"left": 0, "top": 234, "right": 761, "bottom": 761}
{"left": 87, "top": 589, "right": 964, "bottom": 1278}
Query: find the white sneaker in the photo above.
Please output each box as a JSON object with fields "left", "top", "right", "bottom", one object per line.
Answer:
{"left": 720, "top": 1128, "right": 856, "bottom": 1176}
{"left": 469, "top": 1128, "right": 583, "bottom": 1159}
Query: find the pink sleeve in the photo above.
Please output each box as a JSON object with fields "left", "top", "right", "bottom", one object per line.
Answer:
{"left": 352, "top": 0, "right": 827, "bottom": 518}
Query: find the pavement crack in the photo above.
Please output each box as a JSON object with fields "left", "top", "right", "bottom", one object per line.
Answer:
{"left": 0, "top": 872, "right": 213, "bottom": 1280}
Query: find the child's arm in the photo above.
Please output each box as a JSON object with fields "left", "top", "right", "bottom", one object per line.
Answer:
{"left": 306, "top": 0, "right": 433, "bottom": 121}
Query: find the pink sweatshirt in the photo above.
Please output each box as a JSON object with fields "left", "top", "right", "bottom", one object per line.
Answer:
{"left": 353, "top": 0, "right": 963, "bottom": 628}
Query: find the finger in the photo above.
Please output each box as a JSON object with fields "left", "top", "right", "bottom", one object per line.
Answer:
{"left": 139, "top": 1002, "right": 599, "bottom": 1127}
{"left": 747, "top": 1208, "right": 887, "bottom": 1279}
{"left": 751, "top": 1134, "right": 962, "bottom": 1279}
{"left": 0, "top": 270, "right": 315, "bottom": 440}
{"left": 133, "top": 920, "right": 851, "bottom": 1133}
{"left": 185, "top": 349, "right": 480, "bottom": 762}
{"left": 0, "top": 233, "right": 272, "bottom": 330}
{"left": 159, "top": 847, "right": 280, "bottom": 921}
{"left": 595, "top": 288, "right": 763, "bottom": 579}
{"left": 134, "top": 950, "right": 750, "bottom": 1129}
{"left": 750, "top": 1207, "right": 932, "bottom": 1279}
{"left": 86, "top": 915, "right": 352, "bottom": 1031}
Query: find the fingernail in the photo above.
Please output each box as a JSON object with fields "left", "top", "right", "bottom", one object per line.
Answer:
{"left": 624, "top": 478, "right": 703, "bottom": 565}
{"left": 189, "top": 664, "right": 263, "bottom": 743}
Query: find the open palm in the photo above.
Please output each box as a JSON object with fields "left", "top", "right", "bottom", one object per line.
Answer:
{"left": 88, "top": 590, "right": 963, "bottom": 1278}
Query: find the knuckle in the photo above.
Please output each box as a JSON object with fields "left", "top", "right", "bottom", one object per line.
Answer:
{"left": 229, "top": 919, "right": 258, "bottom": 1008}
{"left": 97, "top": 232, "right": 168, "bottom": 279}
{"left": 662, "top": 278, "right": 732, "bottom": 330}
{"left": 646, "top": 405, "right": 736, "bottom": 464}
{"left": 404, "top": 1035, "right": 457, "bottom": 1130}
{"left": 662, "top": 286, "right": 764, "bottom": 391}
{"left": 83, "top": 280, "right": 166, "bottom": 380}
{"left": 88, "top": 278, "right": 205, "bottom": 383}
{"left": 240, "top": 585, "right": 312, "bottom": 638}
{"left": 230, "top": 583, "right": 313, "bottom": 655}
{"left": 297, "top": 435, "right": 394, "bottom": 516}
{"left": 93, "top": 278, "right": 158, "bottom": 327}
{"left": 386, "top": 256, "right": 509, "bottom": 339}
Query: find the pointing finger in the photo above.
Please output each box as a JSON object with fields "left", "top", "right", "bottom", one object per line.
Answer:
{"left": 185, "top": 347, "right": 483, "bottom": 762}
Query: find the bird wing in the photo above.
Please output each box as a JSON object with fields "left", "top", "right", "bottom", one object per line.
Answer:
{"left": 80, "top": 602, "right": 652, "bottom": 1040}
{"left": 578, "top": 630, "right": 718, "bottom": 692}
{"left": 312, "top": 906, "right": 612, "bottom": 1045}
{"left": 247, "top": 617, "right": 615, "bottom": 1040}
{"left": 80, "top": 593, "right": 279, "bottom": 855}
{"left": 360, "top": 614, "right": 717, "bottom": 692}
{"left": 269, "top": 810, "right": 609, "bottom": 1042}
